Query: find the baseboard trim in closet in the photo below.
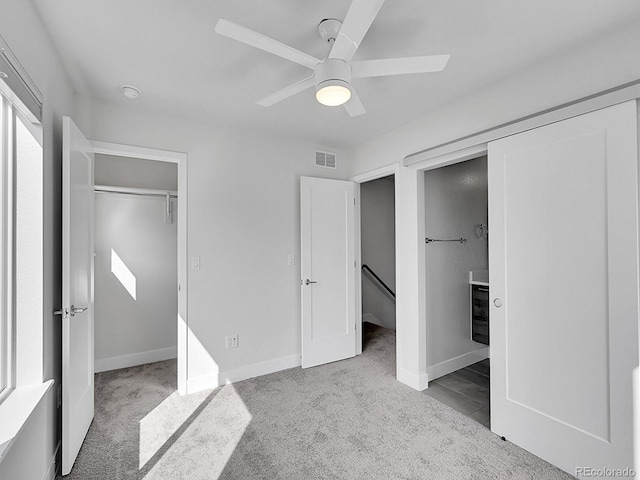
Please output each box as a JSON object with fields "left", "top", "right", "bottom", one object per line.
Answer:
{"left": 426, "top": 347, "right": 490, "bottom": 383}
{"left": 95, "top": 346, "right": 177, "bottom": 373}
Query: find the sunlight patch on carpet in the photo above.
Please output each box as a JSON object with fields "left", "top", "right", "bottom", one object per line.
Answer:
{"left": 139, "top": 384, "right": 252, "bottom": 477}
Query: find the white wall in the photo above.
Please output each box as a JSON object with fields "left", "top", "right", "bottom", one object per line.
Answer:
{"left": 0, "top": 1, "right": 77, "bottom": 478}
{"left": 360, "top": 176, "right": 395, "bottom": 329}
{"left": 424, "top": 157, "right": 488, "bottom": 373}
{"left": 76, "top": 97, "right": 350, "bottom": 390}
{"left": 348, "top": 19, "right": 640, "bottom": 390}
{"left": 94, "top": 193, "right": 177, "bottom": 372}
{"left": 0, "top": 389, "right": 57, "bottom": 480}
{"left": 95, "top": 154, "right": 178, "bottom": 191}
{"left": 349, "top": 20, "right": 640, "bottom": 177}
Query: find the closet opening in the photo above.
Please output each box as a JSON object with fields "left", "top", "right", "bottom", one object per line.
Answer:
{"left": 93, "top": 154, "right": 179, "bottom": 384}
{"left": 421, "top": 155, "right": 490, "bottom": 428}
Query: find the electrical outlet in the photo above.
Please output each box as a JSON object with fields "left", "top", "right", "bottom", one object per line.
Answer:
{"left": 226, "top": 334, "right": 238, "bottom": 349}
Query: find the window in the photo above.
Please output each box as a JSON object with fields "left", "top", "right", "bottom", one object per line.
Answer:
{"left": 0, "top": 94, "right": 12, "bottom": 400}
{"left": 0, "top": 39, "right": 43, "bottom": 403}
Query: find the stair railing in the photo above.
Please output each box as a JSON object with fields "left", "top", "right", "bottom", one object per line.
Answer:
{"left": 362, "top": 264, "right": 395, "bottom": 299}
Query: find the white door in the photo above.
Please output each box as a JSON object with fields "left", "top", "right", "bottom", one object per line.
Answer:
{"left": 489, "top": 101, "right": 638, "bottom": 477}
{"left": 300, "top": 176, "right": 356, "bottom": 368}
{"left": 62, "top": 116, "right": 95, "bottom": 475}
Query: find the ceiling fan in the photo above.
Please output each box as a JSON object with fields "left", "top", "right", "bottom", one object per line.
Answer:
{"left": 214, "top": 0, "right": 450, "bottom": 117}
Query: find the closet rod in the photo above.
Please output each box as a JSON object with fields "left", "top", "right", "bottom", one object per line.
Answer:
{"left": 94, "top": 185, "right": 177, "bottom": 198}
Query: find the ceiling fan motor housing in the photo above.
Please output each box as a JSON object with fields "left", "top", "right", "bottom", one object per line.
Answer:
{"left": 315, "top": 58, "right": 351, "bottom": 90}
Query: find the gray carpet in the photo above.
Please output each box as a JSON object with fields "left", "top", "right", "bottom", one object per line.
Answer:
{"left": 65, "top": 324, "right": 573, "bottom": 479}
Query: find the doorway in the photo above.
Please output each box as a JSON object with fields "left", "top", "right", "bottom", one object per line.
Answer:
{"left": 93, "top": 154, "right": 178, "bottom": 374}
{"left": 91, "top": 141, "right": 188, "bottom": 394}
{"left": 420, "top": 155, "right": 490, "bottom": 428}
{"left": 359, "top": 174, "right": 396, "bottom": 357}
{"left": 352, "top": 164, "right": 399, "bottom": 359}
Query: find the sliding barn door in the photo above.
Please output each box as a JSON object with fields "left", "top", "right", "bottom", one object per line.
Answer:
{"left": 489, "top": 101, "right": 638, "bottom": 477}
{"left": 300, "top": 176, "right": 356, "bottom": 368}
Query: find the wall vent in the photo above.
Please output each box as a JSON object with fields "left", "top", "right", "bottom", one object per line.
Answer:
{"left": 315, "top": 150, "right": 337, "bottom": 169}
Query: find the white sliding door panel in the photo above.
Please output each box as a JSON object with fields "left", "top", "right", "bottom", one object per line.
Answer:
{"left": 301, "top": 177, "right": 356, "bottom": 368}
{"left": 489, "top": 101, "right": 638, "bottom": 477}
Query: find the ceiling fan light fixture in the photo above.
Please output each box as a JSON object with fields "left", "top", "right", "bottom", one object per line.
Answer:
{"left": 215, "top": 1, "right": 450, "bottom": 116}
{"left": 316, "top": 79, "right": 351, "bottom": 106}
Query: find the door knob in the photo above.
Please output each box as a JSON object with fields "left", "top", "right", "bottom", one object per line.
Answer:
{"left": 70, "top": 305, "right": 88, "bottom": 316}
{"left": 305, "top": 279, "right": 317, "bottom": 286}
{"left": 493, "top": 298, "right": 503, "bottom": 308}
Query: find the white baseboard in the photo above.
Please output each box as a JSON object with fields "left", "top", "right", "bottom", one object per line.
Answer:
{"left": 397, "top": 368, "right": 429, "bottom": 391}
{"left": 426, "top": 347, "right": 490, "bottom": 382}
{"left": 362, "top": 313, "right": 381, "bottom": 325}
{"left": 95, "top": 346, "right": 177, "bottom": 373}
{"left": 363, "top": 312, "right": 396, "bottom": 330}
{"left": 186, "top": 354, "right": 301, "bottom": 394}
{"left": 43, "top": 441, "right": 60, "bottom": 480}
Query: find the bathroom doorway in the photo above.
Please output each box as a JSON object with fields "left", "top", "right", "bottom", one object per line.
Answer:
{"left": 421, "top": 155, "right": 490, "bottom": 428}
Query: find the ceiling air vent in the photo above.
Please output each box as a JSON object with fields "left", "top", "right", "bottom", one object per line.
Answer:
{"left": 315, "top": 151, "right": 337, "bottom": 169}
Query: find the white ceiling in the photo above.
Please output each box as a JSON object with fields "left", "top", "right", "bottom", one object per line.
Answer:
{"left": 32, "top": 0, "right": 640, "bottom": 149}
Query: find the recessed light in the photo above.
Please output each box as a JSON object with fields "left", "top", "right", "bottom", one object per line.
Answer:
{"left": 121, "top": 85, "right": 141, "bottom": 99}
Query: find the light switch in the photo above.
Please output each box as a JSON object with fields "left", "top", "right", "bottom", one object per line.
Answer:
{"left": 288, "top": 254, "right": 295, "bottom": 266}
{"left": 191, "top": 256, "right": 200, "bottom": 270}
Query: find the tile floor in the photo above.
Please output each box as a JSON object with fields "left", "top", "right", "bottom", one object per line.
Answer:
{"left": 424, "top": 359, "right": 490, "bottom": 428}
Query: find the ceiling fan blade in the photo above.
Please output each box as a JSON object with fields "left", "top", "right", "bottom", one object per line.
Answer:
{"left": 329, "top": 0, "right": 386, "bottom": 63}
{"left": 352, "top": 55, "right": 450, "bottom": 78}
{"left": 215, "top": 19, "right": 321, "bottom": 70}
{"left": 343, "top": 88, "right": 366, "bottom": 117}
{"left": 256, "top": 76, "right": 315, "bottom": 107}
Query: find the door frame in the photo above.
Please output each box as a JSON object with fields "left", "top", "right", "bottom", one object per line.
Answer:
{"left": 404, "top": 145, "right": 489, "bottom": 389}
{"left": 351, "top": 163, "right": 400, "bottom": 356}
{"left": 90, "top": 141, "right": 188, "bottom": 395}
